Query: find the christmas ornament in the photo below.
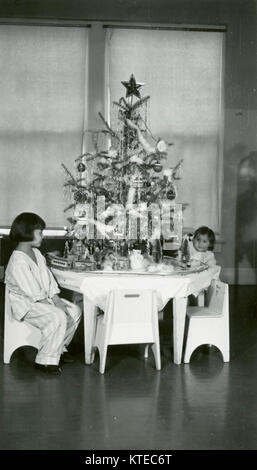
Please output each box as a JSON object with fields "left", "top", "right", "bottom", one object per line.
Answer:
{"left": 152, "top": 162, "right": 163, "bottom": 173}
{"left": 77, "top": 162, "right": 86, "bottom": 173}
{"left": 121, "top": 74, "right": 144, "bottom": 99}
{"left": 156, "top": 139, "right": 167, "bottom": 153}
{"left": 73, "top": 189, "right": 89, "bottom": 203}
{"left": 166, "top": 185, "right": 177, "bottom": 200}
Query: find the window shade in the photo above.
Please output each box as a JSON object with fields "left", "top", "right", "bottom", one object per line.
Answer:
{"left": 0, "top": 25, "right": 88, "bottom": 227}
{"left": 106, "top": 28, "right": 224, "bottom": 233}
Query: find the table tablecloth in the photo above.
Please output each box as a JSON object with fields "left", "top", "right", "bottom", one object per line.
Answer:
{"left": 70, "top": 265, "right": 221, "bottom": 310}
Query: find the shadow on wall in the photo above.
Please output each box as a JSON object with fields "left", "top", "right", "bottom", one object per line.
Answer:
{"left": 235, "top": 151, "right": 257, "bottom": 284}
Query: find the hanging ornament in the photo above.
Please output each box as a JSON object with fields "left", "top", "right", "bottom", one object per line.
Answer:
{"left": 156, "top": 139, "right": 167, "bottom": 153}
{"left": 77, "top": 162, "right": 86, "bottom": 173}
{"left": 73, "top": 186, "right": 90, "bottom": 203}
{"left": 166, "top": 184, "right": 177, "bottom": 200}
{"left": 166, "top": 190, "right": 175, "bottom": 200}
{"left": 153, "top": 162, "right": 163, "bottom": 173}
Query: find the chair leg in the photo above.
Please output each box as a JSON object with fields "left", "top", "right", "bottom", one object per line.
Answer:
{"left": 184, "top": 320, "right": 198, "bottom": 363}
{"left": 184, "top": 336, "right": 195, "bottom": 363}
{"left": 183, "top": 349, "right": 191, "bottom": 363}
{"left": 221, "top": 348, "right": 230, "bottom": 362}
{"left": 184, "top": 341, "right": 200, "bottom": 363}
{"left": 4, "top": 327, "right": 12, "bottom": 363}
{"left": 151, "top": 343, "right": 161, "bottom": 370}
{"left": 197, "top": 291, "right": 205, "bottom": 306}
{"left": 99, "top": 345, "right": 108, "bottom": 374}
{"left": 3, "top": 348, "right": 12, "bottom": 364}
{"left": 158, "top": 310, "right": 164, "bottom": 320}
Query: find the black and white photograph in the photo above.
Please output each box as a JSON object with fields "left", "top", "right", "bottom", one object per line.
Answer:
{"left": 0, "top": 0, "right": 256, "bottom": 455}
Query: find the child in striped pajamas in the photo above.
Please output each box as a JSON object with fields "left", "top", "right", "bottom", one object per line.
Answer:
{"left": 5, "top": 212, "right": 82, "bottom": 375}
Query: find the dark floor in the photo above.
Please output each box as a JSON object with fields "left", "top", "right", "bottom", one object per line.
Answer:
{"left": 0, "top": 285, "right": 256, "bottom": 450}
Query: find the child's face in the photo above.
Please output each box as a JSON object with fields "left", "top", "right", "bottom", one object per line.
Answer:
{"left": 32, "top": 229, "right": 44, "bottom": 247}
{"left": 193, "top": 233, "right": 210, "bottom": 252}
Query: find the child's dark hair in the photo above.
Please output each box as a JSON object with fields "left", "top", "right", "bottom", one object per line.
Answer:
{"left": 193, "top": 226, "right": 215, "bottom": 251}
{"left": 9, "top": 212, "right": 46, "bottom": 242}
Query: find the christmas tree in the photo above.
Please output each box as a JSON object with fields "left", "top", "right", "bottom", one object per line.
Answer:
{"left": 61, "top": 74, "right": 183, "bottom": 268}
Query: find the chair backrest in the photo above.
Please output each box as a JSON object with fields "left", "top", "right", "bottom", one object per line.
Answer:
{"left": 5, "top": 287, "right": 24, "bottom": 322}
{"left": 110, "top": 289, "right": 155, "bottom": 323}
{"left": 4, "top": 286, "right": 39, "bottom": 334}
{"left": 103, "top": 289, "right": 158, "bottom": 345}
{"left": 5, "top": 286, "right": 14, "bottom": 320}
{"left": 207, "top": 280, "right": 228, "bottom": 315}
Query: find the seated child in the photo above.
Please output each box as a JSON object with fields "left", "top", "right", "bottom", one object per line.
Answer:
{"left": 189, "top": 226, "right": 216, "bottom": 267}
{"left": 5, "top": 212, "right": 82, "bottom": 375}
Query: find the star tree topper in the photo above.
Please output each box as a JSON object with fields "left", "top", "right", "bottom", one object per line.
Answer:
{"left": 121, "top": 74, "right": 144, "bottom": 99}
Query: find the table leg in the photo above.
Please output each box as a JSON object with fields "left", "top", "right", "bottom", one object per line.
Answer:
{"left": 173, "top": 297, "right": 187, "bottom": 365}
{"left": 197, "top": 291, "right": 205, "bottom": 306}
{"left": 83, "top": 296, "right": 97, "bottom": 365}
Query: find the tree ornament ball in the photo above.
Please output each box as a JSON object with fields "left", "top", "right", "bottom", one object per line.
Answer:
{"left": 77, "top": 162, "right": 86, "bottom": 173}
{"left": 166, "top": 189, "right": 176, "bottom": 200}
{"left": 153, "top": 162, "right": 163, "bottom": 173}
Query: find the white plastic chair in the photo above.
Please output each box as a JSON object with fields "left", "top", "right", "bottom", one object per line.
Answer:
{"left": 4, "top": 287, "right": 41, "bottom": 364}
{"left": 184, "top": 280, "right": 230, "bottom": 363}
{"left": 93, "top": 289, "right": 161, "bottom": 374}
